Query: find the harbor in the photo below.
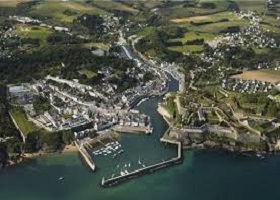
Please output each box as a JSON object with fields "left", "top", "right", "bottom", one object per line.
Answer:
{"left": 101, "top": 139, "right": 182, "bottom": 187}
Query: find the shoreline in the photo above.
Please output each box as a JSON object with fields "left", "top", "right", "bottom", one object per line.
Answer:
{"left": 3, "top": 144, "right": 79, "bottom": 168}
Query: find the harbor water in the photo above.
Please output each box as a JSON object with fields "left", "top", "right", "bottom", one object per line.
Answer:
{"left": 1, "top": 76, "right": 280, "bottom": 200}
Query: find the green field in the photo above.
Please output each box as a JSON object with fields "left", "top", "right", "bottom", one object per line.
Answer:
{"left": 10, "top": 108, "right": 39, "bottom": 135}
{"left": 0, "top": 0, "right": 23, "bottom": 7}
{"left": 183, "top": 19, "right": 249, "bottom": 33}
{"left": 91, "top": 0, "right": 139, "bottom": 14}
{"left": 78, "top": 69, "right": 97, "bottom": 79}
{"left": 30, "top": 1, "right": 108, "bottom": 23}
{"left": 13, "top": 24, "right": 52, "bottom": 43}
{"left": 168, "top": 45, "right": 205, "bottom": 53}
{"left": 170, "top": 31, "right": 216, "bottom": 43}
{"left": 171, "top": 11, "right": 237, "bottom": 23}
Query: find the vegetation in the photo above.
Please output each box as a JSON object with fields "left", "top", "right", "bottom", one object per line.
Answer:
{"left": 24, "top": 130, "right": 74, "bottom": 153}
{"left": 10, "top": 107, "right": 39, "bottom": 135}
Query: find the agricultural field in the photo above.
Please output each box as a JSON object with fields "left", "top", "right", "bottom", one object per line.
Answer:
{"left": 29, "top": 1, "right": 108, "bottom": 23}
{"left": 10, "top": 108, "right": 39, "bottom": 135}
{"left": 183, "top": 19, "right": 249, "bottom": 33}
{"left": 169, "top": 31, "right": 216, "bottom": 43}
{"left": 171, "top": 11, "right": 238, "bottom": 23}
{"left": 234, "top": 0, "right": 266, "bottom": 13}
{"left": 0, "top": 0, "right": 24, "bottom": 7}
{"left": 230, "top": 70, "right": 280, "bottom": 83}
{"left": 13, "top": 24, "right": 52, "bottom": 43}
{"left": 91, "top": 0, "right": 139, "bottom": 14}
{"left": 168, "top": 45, "right": 205, "bottom": 53}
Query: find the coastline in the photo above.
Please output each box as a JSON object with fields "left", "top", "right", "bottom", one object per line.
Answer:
{"left": 157, "top": 104, "right": 173, "bottom": 127}
{"left": 3, "top": 144, "right": 79, "bottom": 168}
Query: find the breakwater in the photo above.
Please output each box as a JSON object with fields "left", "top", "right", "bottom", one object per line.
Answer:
{"left": 101, "top": 139, "right": 182, "bottom": 187}
{"left": 75, "top": 141, "right": 96, "bottom": 172}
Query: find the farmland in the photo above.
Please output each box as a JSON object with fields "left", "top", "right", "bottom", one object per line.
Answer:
{"left": 13, "top": 24, "right": 52, "bottom": 44}
{"left": 230, "top": 70, "right": 280, "bottom": 83}
{"left": 29, "top": 1, "right": 108, "bottom": 23}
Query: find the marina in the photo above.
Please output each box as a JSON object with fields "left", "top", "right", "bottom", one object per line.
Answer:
{"left": 101, "top": 139, "right": 182, "bottom": 187}
{"left": 92, "top": 141, "right": 124, "bottom": 158}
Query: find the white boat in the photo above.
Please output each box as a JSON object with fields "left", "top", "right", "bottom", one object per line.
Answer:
{"left": 138, "top": 158, "right": 141, "bottom": 165}
{"left": 124, "top": 170, "right": 129, "bottom": 174}
{"left": 120, "top": 171, "right": 125, "bottom": 176}
{"left": 118, "top": 150, "right": 124, "bottom": 154}
{"left": 102, "top": 177, "right": 105, "bottom": 185}
{"left": 58, "top": 177, "right": 64, "bottom": 181}
{"left": 124, "top": 164, "right": 127, "bottom": 168}
{"left": 128, "top": 163, "right": 131, "bottom": 167}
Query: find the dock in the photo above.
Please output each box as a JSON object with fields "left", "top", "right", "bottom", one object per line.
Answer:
{"left": 112, "top": 125, "right": 151, "bottom": 134}
{"left": 75, "top": 141, "right": 96, "bottom": 172}
{"left": 101, "top": 138, "right": 182, "bottom": 187}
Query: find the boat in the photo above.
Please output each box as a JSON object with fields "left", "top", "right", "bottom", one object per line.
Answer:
{"left": 138, "top": 157, "right": 141, "bottom": 165}
{"left": 128, "top": 163, "right": 131, "bottom": 168}
{"left": 118, "top": 150, "right": 124, "bottom": 154}
{"left": 58, "top": 177, "right": 64, "bottom": 181}
{"left": 124, "top": 170, "right": 129, "bottom": 174}
{"left": 101, "top": 177, "right": 105, "bottom": 185}
{"left": 124, "top": 164, "right": 127, "bottom": 168}
{"left": 120, "top": 171, "right": 125, "bottom": 176}
{"left": 256, "top": 153, "right": 265, "bottom": 160}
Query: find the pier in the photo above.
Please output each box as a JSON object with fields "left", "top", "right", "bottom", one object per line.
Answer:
{"left": 75, "top": 141, "right": 96, "bottom": 172}
{"left": 101, "top": 139, "right": 182, "bottom": 187}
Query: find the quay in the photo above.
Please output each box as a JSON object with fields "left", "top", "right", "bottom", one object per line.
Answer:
{"left": 75, "top": 141, "right": 96, "bottom": 172}
{"left": 101, "top": 138, "right": 182, "bottom": 187}
{"left": 112, "top": 125, "right": 152, "bottom": 134}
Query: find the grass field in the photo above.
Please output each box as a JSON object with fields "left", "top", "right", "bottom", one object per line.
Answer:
{"left": 13, "top": 24, "right": 52, "bottom": 43}
{"left": 0, "top": 0, "right": 24, "bottom": 7}
{"left": 170, "top": 31, "right": 216, "bottom": 43}
{"left": 92, "top": 0, "right": 139, "bottom": 14}
{"left": 184, "top": 19, "right": 249, "bottom": 33}
{"left": 30, "top": 1, "right": 108, "bottom": 23}
{"left": 230, "top": 70, "right": 280, "bottom": 83}
{"left": 168, "top": 45, "right": 204, "bottom": 53}
{"left": 171, "top": 11, "right": 237, "bottom": 23}
{"left": 11, "top": 108, "right": 39, "bottom": 135}
{"left": 78, "top": 69, "right": 97, "bottom": 79}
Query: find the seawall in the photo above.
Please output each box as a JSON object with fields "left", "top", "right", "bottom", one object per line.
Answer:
{"left": 75, "top": 141, "right": 96, "bottom": 172}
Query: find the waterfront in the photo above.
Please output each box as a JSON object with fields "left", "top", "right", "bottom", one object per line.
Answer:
{"left": 1, "top": 76, "right": 280, "bottom": 200}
